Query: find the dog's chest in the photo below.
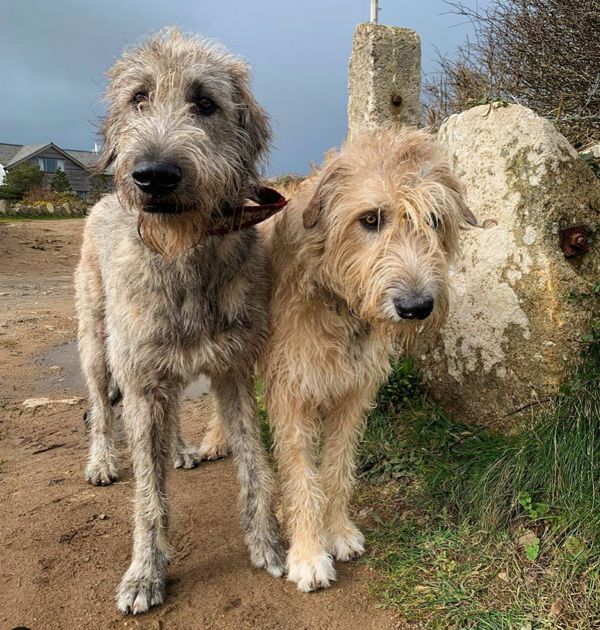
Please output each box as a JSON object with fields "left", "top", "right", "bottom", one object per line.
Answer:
{"left": 301, "top": 306, "right": 390, "bottom": 393}
{"left": 106, "top": 236, "right": 264, "bottom": 376}
{"left": 339, "top": 319, "right": 387, "bottom": 380}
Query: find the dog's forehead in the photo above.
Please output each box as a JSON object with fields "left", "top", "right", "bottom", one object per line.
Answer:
{"left": 114, "top": 38, "right": 239, "bottom": 94}
{"left": 342, "top": 162, "right": 443, "bottom": 216}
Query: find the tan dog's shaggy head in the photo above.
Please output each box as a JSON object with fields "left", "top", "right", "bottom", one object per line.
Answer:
{"left": 95, "top": 27, "right": 270, "bottom": 258}
{"left": 299, "top": 127, "right": 476, "bottom": 343}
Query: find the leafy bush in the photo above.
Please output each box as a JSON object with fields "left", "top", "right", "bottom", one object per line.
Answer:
{"left": 581, "top": 152, "right": 600, "bottom": 179}
{"left": 50, "top": 168, "right": 72, "bottom": 193}
{"left": 87, "top": 173, "right": 113, "bottom": 204}
{"left": 425, "top": 0, "right": 600, "bottom": 147}
{"left": 21, "top": 186, "right": 85, "bottom": 211}
{"left": 0, "top": 163, "right": 44, "bottom": 201}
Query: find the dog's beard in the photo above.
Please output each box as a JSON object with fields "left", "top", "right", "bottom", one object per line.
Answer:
{"left": 374, "top": 294, "right": 448, "bottom": 356}
{"left": 137, "top": 211, "right": 207, "bottom": 260}
{"left": 390, "top": 324, "right": 418, "bottom": 355}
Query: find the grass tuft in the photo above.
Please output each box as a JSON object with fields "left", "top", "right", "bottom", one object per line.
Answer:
{"left": 357, "top": 330, "right": 600, "bottom": 628}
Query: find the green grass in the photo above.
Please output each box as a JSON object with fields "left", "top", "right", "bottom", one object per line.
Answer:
{"left": 0, "top": 214, "right": 85, "bottom": 223}
{"left": 256, "top": 380, "right": 274, "bottom": 453}
{"left": 356, "top": 336, "right": 600, "bottom": 628}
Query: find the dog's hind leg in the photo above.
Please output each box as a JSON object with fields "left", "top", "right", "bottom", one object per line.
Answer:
{"left": 172, "top": 413, "right": 204, "bottom": 469}
{"left": 211, "top": 371, "right": 285, "bottom": 577}
{"left": 117, "top": 382, "right": 177, "bottom": 615}
{"left": 76, "top": 261, "right": 118, "bottom": 486}
{"left": 321, "top": 394, "right": 368, "bottom": 562}
{"left": 198, "top": 407, "right": 230, "bottom": 461}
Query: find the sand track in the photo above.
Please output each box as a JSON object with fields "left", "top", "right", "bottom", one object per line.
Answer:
{"left": 0, "top": 219, "right": 395, "bottom": 630}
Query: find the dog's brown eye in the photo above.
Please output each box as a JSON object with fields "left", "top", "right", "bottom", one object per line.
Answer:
{"left": 131, "top": 91, "right": 148, "bottom": 106}
{"left": 429, "top": 213, "right": 442, "bottom": 230}
{"left": 359, "top": 212, "right": 382, "bottom": 231}
{"left": 194, "top": 96, "right": 218, "bottom": 116}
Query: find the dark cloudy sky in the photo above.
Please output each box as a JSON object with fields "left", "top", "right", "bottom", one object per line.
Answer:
{"left": 0, "top": 0, "right": 489, "bottom": 175}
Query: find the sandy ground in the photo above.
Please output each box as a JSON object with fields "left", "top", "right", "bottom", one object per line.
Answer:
{"left": 0, "top": 219, "right": 397, "bottom": 630}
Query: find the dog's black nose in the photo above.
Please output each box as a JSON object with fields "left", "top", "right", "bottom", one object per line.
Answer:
{"left": 394, "top": 293, "right": 435, "bottom": 320}
{"left": 132, "top": 161, "right": 181, "bottom": 194}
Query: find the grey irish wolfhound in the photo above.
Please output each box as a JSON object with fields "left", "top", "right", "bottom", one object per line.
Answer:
{"left": 201, "top": 127, "right": 477, "bottom": 592}
{"left": 75, "top": 28, "right": 285, "bottom": 614}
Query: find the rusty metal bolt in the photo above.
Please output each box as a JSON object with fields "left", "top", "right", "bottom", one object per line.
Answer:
{"left": 560, "top": 225, "right": 589, "bottom": 258}
{"left": 391, "top": 94, "right": 402, "bottom": 108}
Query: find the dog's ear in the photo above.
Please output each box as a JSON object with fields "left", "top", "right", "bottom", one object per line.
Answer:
{"left": 229, "top": 62, "right": 271, "bottom": 168}
{"left": 303, "top": 185, "right": 324, "bottom": 229}
{"left": 91, "top": 58, "right": 127, "bottom": 176}
{"left": 458, "top": 199, "right": 479, "bottom": 227}
{"left": 91, "top": 111, "right": 118, "bottom": 175}
{"left": 303, "top": 159, "right": 341, "bottom": 229}
{"left": 440, "top": 169, "right": 479, "bottom": 227}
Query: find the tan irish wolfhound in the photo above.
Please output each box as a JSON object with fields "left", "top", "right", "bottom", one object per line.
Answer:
{"left": 201, "top": 127, "right": 476, "bottom": 592}
{"left": 76, "top": 28, "right": 286, "bottom": 614}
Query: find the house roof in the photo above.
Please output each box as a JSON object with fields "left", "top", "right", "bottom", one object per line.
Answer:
{"left": 0, "top": 143, "right": 22, "bottom": 166}
{"left": 6, "top": 143, "right": 50, "bottom": 168}
{"left": 64, "top": 149, "right": 100, "bottom": 167}
{"left": 0, "top": 142, "right": 111, "bottom": 174}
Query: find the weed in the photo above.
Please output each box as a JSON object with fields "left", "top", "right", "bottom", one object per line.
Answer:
{"left": 357, "top": 326, "right": 600, "bottom": 628}
{"left": 581, "top": 152, "right": 600, "bottom": 179}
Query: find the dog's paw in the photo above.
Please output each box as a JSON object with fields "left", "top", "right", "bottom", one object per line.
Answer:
{"left": 198, "top": 437, "right": 229, "bottom": 461}
{"left": 173, "top": 443, "right": 203, "bottom": 469}
{"left": 85, "top": 457, "right": 118, "bottom": 486}
{"left": 287, "top": 549, "right": 336, "bottom": 592}
{"left": 327, "top": 524, "right": 365, "bottom": 562}
{"left": 247, "top": 532, "right": 286, "bottom": 578}
{"left": 116, "top": 574, "right": 165, "bottom": 615}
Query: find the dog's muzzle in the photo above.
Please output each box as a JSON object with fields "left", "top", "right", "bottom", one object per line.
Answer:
{"left": 132, "top": 160, "right": 182, "bottom": 195}
{"left": 394, "top": 292, "right": 434, "bottom": 320}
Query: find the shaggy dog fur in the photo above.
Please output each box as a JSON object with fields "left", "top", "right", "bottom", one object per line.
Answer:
{"left": 201, "top": 127, "right": 476, "bottom": 592}
{"left": 76, "top": 28, "right": 284, "bottom": 614}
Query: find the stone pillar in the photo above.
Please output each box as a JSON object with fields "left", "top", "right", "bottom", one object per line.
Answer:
{"left": 348, "top": 22, "right": 421, "bottom": 136}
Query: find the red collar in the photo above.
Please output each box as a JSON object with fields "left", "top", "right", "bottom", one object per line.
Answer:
{"left": 206, "top": 186, "right": 287, "bottom": 236}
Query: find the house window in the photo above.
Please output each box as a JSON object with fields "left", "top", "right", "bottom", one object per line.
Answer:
{"left": 38, "top": 157, "right": 65, "bottom": 173}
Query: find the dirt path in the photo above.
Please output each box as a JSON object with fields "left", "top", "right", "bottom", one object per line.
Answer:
{"left": 0, "top": 220, "right": 396, "bottom": 630}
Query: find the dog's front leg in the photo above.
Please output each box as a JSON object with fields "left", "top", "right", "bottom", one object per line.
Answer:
{"left": 270, "top": 397, "right": 337, "bottom": 592}
{"left": 77, "top": 267, "right": 118, "bottom": 486}
{"left": 321, "top": 393, "right": 369, "bottom": 562}
{"left": 211, "top": 371, "right": 285, "bottom": 578}
{"left": 116, "top": 384, "right": 177, "bottom": 615}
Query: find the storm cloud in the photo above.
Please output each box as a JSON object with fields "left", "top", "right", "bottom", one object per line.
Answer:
{"left": 0, "top": 0, "right": 487, "bottom": 175}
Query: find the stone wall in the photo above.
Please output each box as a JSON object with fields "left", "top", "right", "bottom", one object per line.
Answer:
{"left": 0, "top": 200, "right": 86, "bottom": 217}
{"left": 416, "top": 104, "right": 600, "bottom": 428}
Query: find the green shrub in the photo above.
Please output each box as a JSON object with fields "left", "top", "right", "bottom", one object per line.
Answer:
{"left": 87, "top": 173, "right": 112, "bottom": 204}
{"left": 0, "top": 163, "right": 44, "bottom": 201}
{"left": 50, "top": 168, "right": 72, "bottom": 193}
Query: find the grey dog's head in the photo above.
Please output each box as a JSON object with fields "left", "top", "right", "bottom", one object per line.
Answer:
{"left": 94, "top": 27, "right": 271, "bottom": 257}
